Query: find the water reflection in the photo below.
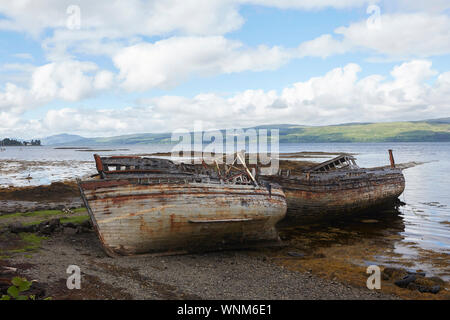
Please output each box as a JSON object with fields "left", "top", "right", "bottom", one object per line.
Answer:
{"left": 278, "top": 203, "right": 449, "bottom": 280}
{"left": 278, "top": 206, "right": 405, "bottom": 251}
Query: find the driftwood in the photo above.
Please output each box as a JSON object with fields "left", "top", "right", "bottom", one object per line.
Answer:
{"left": 0, "top": 267, "right": 17, "bottom": 274}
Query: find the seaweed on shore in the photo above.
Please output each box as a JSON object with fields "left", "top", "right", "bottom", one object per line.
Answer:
{"left": 0, "top": 181, "right": 80, "bottom": 202}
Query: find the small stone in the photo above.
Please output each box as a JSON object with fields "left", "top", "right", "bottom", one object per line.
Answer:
{"left": 287, "top": 252, "right": 305, "bottom": 258}
{"left": 430, "top": 285, "right": 441, "bottom": 294}
{"left": 395, "top": 274, "right": 416, "bottom": 288}
{"left": 62, "top": 222, "right": 77, "bottom": 229}
{"left": 9, "top": 222, "right": 36, "bottom": 233}
{"left": 406, "top": 282, "right": 419, "bottom": 291}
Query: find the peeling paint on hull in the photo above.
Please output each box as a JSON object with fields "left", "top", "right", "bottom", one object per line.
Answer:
{"left": 262, "top": 168, "right": 405, "bottom": 220}
{"left": 78, "top": 180, "right": 287, "bottom": 256}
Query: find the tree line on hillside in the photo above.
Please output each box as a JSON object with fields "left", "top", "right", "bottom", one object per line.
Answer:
{"left": 1, "top": 138, "right": 41, "bottom": 146}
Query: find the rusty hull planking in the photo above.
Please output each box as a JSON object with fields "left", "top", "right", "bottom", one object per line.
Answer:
{"left": 262, "top": 167, "right": 405, "bottom": 220}
{"left": 78, "top": 180, "right": 287, "bottom": 256}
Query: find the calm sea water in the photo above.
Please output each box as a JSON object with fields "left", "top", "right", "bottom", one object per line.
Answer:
{"left": 1, "top": 142, "right": 449, "bottom": 277}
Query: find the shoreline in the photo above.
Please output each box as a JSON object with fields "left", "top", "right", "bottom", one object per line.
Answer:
{"left": 0, "top": 181, "right": 83, "bottom": 215}
{"left": 0, "top": 182, "right": 448, "bottom": 300}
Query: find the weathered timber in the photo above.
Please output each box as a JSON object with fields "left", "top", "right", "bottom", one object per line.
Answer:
{"left": 89, "top": 150, "right": 406, "bottom": 224}
{"left": 78, "top": 154, "right": 287, "bottom": 256}
{"left": 389, "top": 149, "right": 396, "bottom": 168}
{"left": 78, "top": 178, "right": 286, "bottom": 256}
{"left": 261, "top": 166, "right": 405, "bottom": 221}
{"left": 307, "top": 154, "right": 358, "bottom": 172}
{"left": 94, "top": 154, "right": 179, "bottom": 174}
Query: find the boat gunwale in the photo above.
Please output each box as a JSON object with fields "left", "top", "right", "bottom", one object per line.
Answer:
{"left": 78, "top": 177, "right": 285, "bottom": 192}
{"left": 79, "top": 183, "right": 287, "bottom": 204}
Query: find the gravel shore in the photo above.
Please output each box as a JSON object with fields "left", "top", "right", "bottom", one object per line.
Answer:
{"left": 5, "top": 229, "right": 395, "bottom": 300}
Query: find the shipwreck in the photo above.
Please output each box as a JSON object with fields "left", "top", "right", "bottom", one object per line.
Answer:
{"left": 260, "top": 150, "right": 405, "bottom": 221}
{"left": 126, "top": 149, "right": 405, "bottom": 222}
{"left": 78, "top": 154, "right": 287, "bottom": 256}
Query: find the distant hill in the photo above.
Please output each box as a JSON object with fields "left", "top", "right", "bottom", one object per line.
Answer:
{"left": 41, "top": 118, "right": 450, "bottom": 145}
{"left": 41, "top": 134, "right": 92, "bottom": 146}
{"left": 277, "top": 120, "right": 450, "bottom": 142}
{"left": 419, "top": 117, "right": 450, "bottom": 124}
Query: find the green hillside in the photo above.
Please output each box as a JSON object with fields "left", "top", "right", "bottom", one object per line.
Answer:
{"left": 278, "top": 121, "right": 450, "bottom": 142}
{"left": 93, "top": 133, "right": 173, "bottom": 145}
{"left": 44, "top": 118, "right": 450, "bottom": 145}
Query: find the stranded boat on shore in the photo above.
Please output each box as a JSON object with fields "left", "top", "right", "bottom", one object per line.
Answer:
{"left": 260, "top": 151, "right": 405, "bottom": 221}
{"left": 78, "top": 155, "right": 287, "bottom": 256}
{"left": 129, "top": 149, "right": 405, "bottom": 221}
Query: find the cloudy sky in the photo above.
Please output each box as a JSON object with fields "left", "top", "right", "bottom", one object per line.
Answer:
{"left": 1, "top": 0, "right": 450, "bottom": 138}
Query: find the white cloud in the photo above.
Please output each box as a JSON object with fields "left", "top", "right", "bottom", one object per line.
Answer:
{"left": 260, "top": 12, "right": 450, "bottom": 61}
{"left": 382, "top": 0, "right": 450, "bottom": 14}
{"left": 0, "top": 0, "right": 375, "bottom": 37}
{"left": 114, "top": 36, "right": 292, "bottom": 90}
{"left": 2, "top": 1, "right": 448, "bottom": 93}
{"left": 13, "top": 53, "right": 34, "bottom": 60}
{"left": 78, "top": 12, "right": 450, "bottom": 92}
{"left": 0, "top": 60, "right": 113, "bottom": 120}
{"left": 296, "top": 34, "right": 350, "bottom": 58}
{"left": 293, "top": 12, "right": 450, "bottom": 60}
{"left": 430, "top": 71, "right": 450, "bottom": 106}
{"left": 0, "top": 0, "right": 380, "bottom": 61}
{"left": 113, "top": 33, "right": 365, "bottom": 92}
{"left": 30, "top": 60, "right": 112, "bottom": 102}
{"left": 335, "top": 13, "right": 450, "bottom": 58}
{"left": 42, "top": 108, "right": 130, "bottom": 134}
{"left": 3, "top": 60, "right": 449, "bottom": 138}
{"left": 244, "top": 0, "right": 375, "bottom": 10}
{"left": 0, "top": 1, "right": 448, "bottom": 67}
{"left": 0, "top": 111, "right": 21, "bottom": 132}
{"left": 73, "top": 60, "right": 450, "bottom": 130}
{"left": 0, "top": 83, "right": 33, "bottom": 114}
{"left": 0, "top": 63, "right": 37, "bottom": 86}
{"left": 1, "top": 2, "right": 450, "bottom": 138}
{"left": 281, "top": 63, "right": 362, "bottom": 110}
{"left": 93, "top": 70, "right": 115, "bottom": 90}
{"left": 1, "top": 63, "right": 36, "bottom": 73}
{"left": 0, "top": 1, "right": 244, "bottom": 39}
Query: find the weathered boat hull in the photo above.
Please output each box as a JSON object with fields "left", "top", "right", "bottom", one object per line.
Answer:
{"left": 262, "top": 168, "right": 405, "bottom": 221}
{"left": 78, "top": 179, "right": 287, "bottom": 256}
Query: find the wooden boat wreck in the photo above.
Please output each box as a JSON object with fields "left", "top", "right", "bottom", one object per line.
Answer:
{"left": 260, "top": 150, "right": 405, "bottom": 221}
{"left": 78, "top": 154, "right": 287, "bottom": 256}
{"left": 142, "top": 149, "right": 405, "bottom": 221}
